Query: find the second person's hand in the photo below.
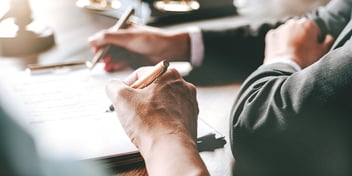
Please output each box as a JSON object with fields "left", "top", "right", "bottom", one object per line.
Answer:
{"left": 89, "top": 25, "right": 191, "bottom": 72}
{"left": 264, "top": 18, "right": 334, "bottom": 68}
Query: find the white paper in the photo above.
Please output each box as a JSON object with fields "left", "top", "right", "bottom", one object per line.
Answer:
{"left": 1, "top": 63, "right": 216, "bottom": 161}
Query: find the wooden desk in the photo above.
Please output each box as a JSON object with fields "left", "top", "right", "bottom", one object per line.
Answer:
{"left": 0, "top": 0, "right": 328, "bottom": 175}
{"left": 0, "top": 1, "right": 239, "bottom": 175}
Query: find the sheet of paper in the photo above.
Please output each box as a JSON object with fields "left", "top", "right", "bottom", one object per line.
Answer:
{"left": 2, "top": 65, "right": 136, "bottom": 160}
{"left": 1, "top": 63, "right": 216, "bottom": 161}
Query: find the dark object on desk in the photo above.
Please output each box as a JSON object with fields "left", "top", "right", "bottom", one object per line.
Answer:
{"left": 197, "top": 133, "right": 226, "bottom": 152}
{"left": 0, "top": 0, "right": 55, "bottom": 56}
{"left": 96, "top": 132, "right": 226, "bottom": 168}
{"left": 147, "top": 0, "right": 237, "bottom": 25}
{"left": 96, "top": 0, "right": 237, "bottom": 25}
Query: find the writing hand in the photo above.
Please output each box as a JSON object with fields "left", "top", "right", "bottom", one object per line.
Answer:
{"left": 105, "top": 68, "right": 209, "bottom": 175}
{"left": 89, "top": 25, "right": 191, "bottom": 72}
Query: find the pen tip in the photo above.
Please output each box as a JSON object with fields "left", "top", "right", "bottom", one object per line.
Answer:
{"left": 105, "top": 105, "right": 115, "bottom": 113}
{"left": 162, "top": 60, "right": 170, "bottom": 68}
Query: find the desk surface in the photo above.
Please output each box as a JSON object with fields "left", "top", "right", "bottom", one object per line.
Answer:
{"left": 0, "top": 0, "right": 328, "bottom": 175}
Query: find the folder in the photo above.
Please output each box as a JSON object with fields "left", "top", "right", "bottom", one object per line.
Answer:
{"left": 1, "top": 63, "right": 225, "bottom": 167}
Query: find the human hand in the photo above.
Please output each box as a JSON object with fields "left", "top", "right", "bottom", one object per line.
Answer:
{"left": 89, "top": 25, "right": 191, "bottom": 72}
{"left": 106, "top": 68, "right": 210, "bottom": 175}
{"left": 264, "top": 18, "right": 334, "bottom": 68}
{"left": 105, "top": 68, "right": 198, "bottom": 154}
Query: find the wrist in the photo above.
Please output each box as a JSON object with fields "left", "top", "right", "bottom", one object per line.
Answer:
{"left": 142, "top": 133, "right": 209, "bottom": 176}
{"left": 263, "top": 56, "right": 302, "bottom": 71}
{"left": 142, "top": 132, "right": 196, "bottom": 159}
{"left": 138, "top": 130, "right": 194, "bottom": 158}
{"left": 166, "top": 32, "right": 191, "bottom": 62}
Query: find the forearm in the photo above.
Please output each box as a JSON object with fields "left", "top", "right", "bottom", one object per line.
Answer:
{"left": 142, "top": 134, "right": 209, "bottom": 176}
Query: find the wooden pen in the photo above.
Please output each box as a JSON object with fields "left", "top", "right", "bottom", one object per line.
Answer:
{"left": 106, "top": 60, "right": 169, "bottom": 112}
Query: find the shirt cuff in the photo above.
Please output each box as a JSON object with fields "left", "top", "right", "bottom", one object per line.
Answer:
{"left": 187, "top": 26, "right": 204, "bottom": 67}
{"left": 263, "top": 58, "right": 302, "bottom": 71}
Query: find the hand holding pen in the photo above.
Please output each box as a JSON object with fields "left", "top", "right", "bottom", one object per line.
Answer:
{"left": 87, "top": 7, "right": 135, "bottom": 70}
{"left": 106, "top": 60, "right": 169, "bottom": 112}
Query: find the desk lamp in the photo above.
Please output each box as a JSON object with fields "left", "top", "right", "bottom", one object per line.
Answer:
{"left": 0, "top": 0, "right": 55, "bottom": 56}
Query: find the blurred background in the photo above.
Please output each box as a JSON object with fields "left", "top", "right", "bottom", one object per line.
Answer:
{"left": 234, "top": 0, "right": 330, "bottom": 17}
{"left": 0, "top": 0, "right": 331, "bottom": 70}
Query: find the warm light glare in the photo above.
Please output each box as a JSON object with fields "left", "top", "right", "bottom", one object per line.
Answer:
{"left": 0, "top": 18, "right": 19, "bottom": 37}
{"left": 76, "top": 0, "right": 121, "bottom": 10}
{"left": 26, "top": 0, "right": 49, "bottom": 19}
{"left": 154, "top": 0, "right": 200, "bottom": 12}
{"left": 0, "top": 0, "right": 10, "bottom": 18}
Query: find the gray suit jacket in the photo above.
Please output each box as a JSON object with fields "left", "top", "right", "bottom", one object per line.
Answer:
{"left": 228, "top": 0, "right": 352, "bottom": 175}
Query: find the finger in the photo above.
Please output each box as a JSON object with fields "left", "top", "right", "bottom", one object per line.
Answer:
{"left": 90, "top": 46, "right": 99, "bottom": 54}
{"left": 153, "top": 68, "right": 182, "bottom": 85}
{"left": 104, "top": 62, "right": 113, "bottom": 72}
{"left": 124, "top": 66, "right": 154, "bottom": 86}
{"left": 88, "top": 30, "right": 109, "bottom": 47}
{"left": 162, "top": 68, "right": 182, "bottom": 80}
{"left": 103, "top": 56, "right": 115, "bottom": 72}
{"left": 111, "top": 61, "right": 129, "bottom": 71}
{"left": 105, "top": 63, "right": 128, "bottom": 72}
{"left": 265, "top": 29, "right": 275, "bottom": 42}
{"left": 297, "top": 17, "right": 309, "bottom": 24}
{"left": 285, "top": 18, "right": 296, "bottom": 24}
{"left": 103, "top": 55, "right": 112, "bottom": 64}
{"left": 102, "top": 56, "right": 126, "bottom": 72}
{"left": 322, "top": 34, "right": 335, "bottom": 50}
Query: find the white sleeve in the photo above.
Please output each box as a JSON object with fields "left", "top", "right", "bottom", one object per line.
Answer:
{"left": 187, "top": 26, "right": 204, "bottom": 67}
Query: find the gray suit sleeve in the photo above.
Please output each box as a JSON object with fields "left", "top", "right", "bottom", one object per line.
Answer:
{"left": 307, "top": 0, "right": 352, "bottom": 38}
{"left": 230, "top": 25, "right": 352, "bottom": 176}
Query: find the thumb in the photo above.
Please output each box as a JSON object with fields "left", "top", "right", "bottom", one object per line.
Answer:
{"left": 321, "top": 34, "right": 335, "bottom": 51}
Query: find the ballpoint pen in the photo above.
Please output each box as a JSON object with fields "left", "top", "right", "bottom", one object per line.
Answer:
{"left": 106, "top": 60, "right": 169, "bottom": 112}
{"left": 86, "top": 7, "right": 135, "bottom": 70}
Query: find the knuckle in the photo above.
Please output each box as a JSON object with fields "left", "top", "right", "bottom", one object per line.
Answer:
{"left": 102, "top": 31, "right": 113, "bottom": 41}
{"left": 164, "top": 68, "right": 181, "bottom": 80}
{"left": 306, "top": 20, "right": 317, "bottom": 29}
{"left": 265, "top": 30, "right": 275, "bottom": 39}
{"left": 117, "top": 87, "right": 133, "bottom": 101}
{"left": 187, "top": 82, "right": 197, "bottom": 94}
{"left": 169, "top": 68, "right": 181, "bottom": 77}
